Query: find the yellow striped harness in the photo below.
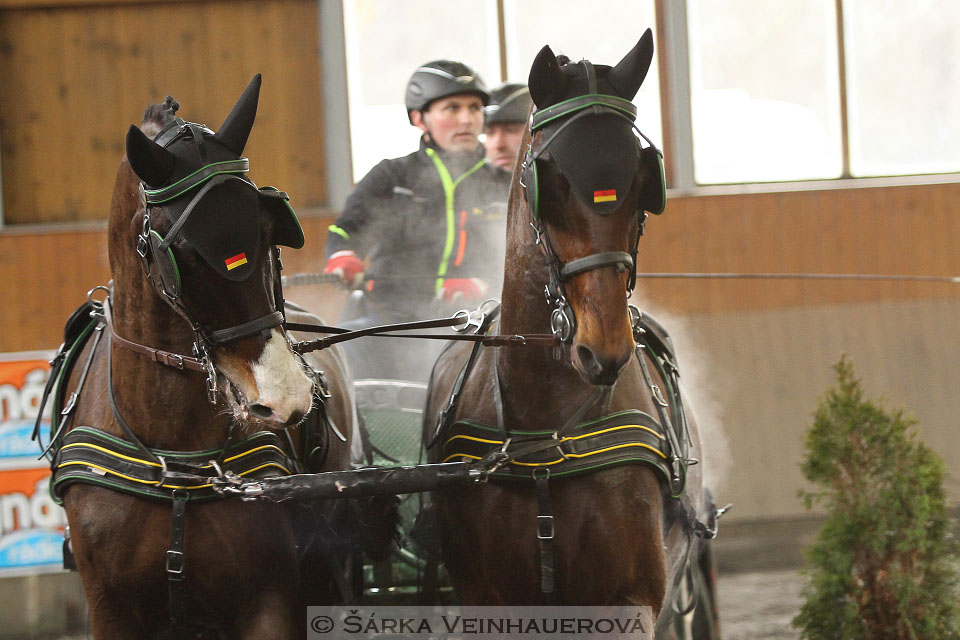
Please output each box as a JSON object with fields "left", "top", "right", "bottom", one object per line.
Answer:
{"left": 430, "top": 305, "right": 691, "bottom": 499}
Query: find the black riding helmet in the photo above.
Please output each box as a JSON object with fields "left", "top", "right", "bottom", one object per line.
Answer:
{"left": 484, "top": 83, "right": 532, "bottom": 126}
{"left": 405, "top": 60, "right": 490, "bottom": 124}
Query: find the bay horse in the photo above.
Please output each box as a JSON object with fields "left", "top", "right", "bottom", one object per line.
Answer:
{"left": 43, "top": 76, "right": 394, "bottom": 639}
{"left": 425, "top": 31, "right": 716, "bottom": 634}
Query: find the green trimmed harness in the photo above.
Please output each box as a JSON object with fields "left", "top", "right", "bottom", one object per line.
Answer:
{"left": 37, "top": 300, "right": 331, "bottom": 502}
{"left": 427, "top": 303, "right": 694, "bottom": 600}
{"left": 33, "top": 296, "right": 340, "bottom": 632}
{"left": 432, "top": 305, "right": 690, "bottom": 498}
{"left": 51, "top": 427, "right": 297, "bottom": 504}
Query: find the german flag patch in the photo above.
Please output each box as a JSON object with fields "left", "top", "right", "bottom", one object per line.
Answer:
{"left": 225, "top": 252, "right": 248, "bottom": 271}
{"left": 593, "top": 189, "right": 617, "bottom": 203}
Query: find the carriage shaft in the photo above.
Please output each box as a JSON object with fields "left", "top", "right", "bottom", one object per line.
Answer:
{"left": 233, "top": 462, "right": 479, "bottom": 501}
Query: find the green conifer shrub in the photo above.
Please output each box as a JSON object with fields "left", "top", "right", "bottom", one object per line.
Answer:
{"left": 794, "top": 357, "right": 959, "bottom": 640}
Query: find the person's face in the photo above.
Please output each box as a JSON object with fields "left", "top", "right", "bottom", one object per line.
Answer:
{"left": 412, "top": 94, "right": 484, "bottom": 153}
{"left": 483, "top": 122, "right": 526, "bottom": 169}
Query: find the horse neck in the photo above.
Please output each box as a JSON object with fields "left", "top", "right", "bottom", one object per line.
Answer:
{"left": 495, "top": 183, "right": 595, "bottom": 420}
{"left": 105, "top": 158, "right": 229, "bottom": 450}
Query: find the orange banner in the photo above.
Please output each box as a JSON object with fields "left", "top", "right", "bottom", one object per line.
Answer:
{"left": 0, "top": 351, "right": 66, "bottom": 575}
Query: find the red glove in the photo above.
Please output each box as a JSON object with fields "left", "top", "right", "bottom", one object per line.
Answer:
{"left": 324, "top": 251, "right": 365, "bottom": 288}
{"left": 437, "top": 278, "right": 490, "bottom": 303}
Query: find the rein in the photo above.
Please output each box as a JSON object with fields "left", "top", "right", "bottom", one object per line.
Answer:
{"left": 286, "top": 307, "right": 558, "bottom": 355}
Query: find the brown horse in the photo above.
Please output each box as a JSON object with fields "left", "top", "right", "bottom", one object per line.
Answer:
{"left": 425, "top": 31, "right": 714, "bottom": 633}
{"left": 47, "top": 76, "right": 393, "bottom": 639}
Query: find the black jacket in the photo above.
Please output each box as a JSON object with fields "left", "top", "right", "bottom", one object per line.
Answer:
{"left": 325, "top": 138, "right": 512, "bottom": 312}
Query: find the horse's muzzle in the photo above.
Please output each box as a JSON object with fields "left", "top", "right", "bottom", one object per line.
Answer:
{"left": 573, "top": 342, "right": 631, "bottom": 385}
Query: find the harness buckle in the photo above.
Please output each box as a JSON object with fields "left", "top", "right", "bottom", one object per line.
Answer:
{"left": 49, "top": 342, "right": 67, "bottom": 367}
{"left": 452, "top": 308, "right": 485, "bottom": 334}
{"left": 156, "top": 456, "right": 168, "bottom": 486}
{"left": 537, "top": 515, "right": 555, "bottom": 540}
{"left": 477, "top": 440, "right": 512, "bottom": 475}
{"left": 547, "top": 432, "right": 568, "bottom": 460}
{"left": 529, "top": 222, "right": 542, "bottom": 245}
{"left": 651, "top": 384, "right": 668, "bottom": 407}
{"left": 202, "top": 357, "right": 218, "bottom": 404}
{"left": 136, "top": 234, "right": 149, "bottom": 258}
{"left": 166, "top": 550, "right": 185, "bottom": 575}
{"left": 61, "top": 392, "right": 78, "bottom": 417}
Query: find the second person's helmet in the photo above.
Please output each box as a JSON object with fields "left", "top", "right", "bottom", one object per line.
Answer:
{"left": 405, "top": 60, "right": 490, "bottom": 123}
{"left": 485, "top": 83, "right": 532, "bottom": 126}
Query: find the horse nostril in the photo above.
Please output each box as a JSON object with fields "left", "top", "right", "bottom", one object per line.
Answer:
{"left": 576, "top": 345, "right": 603, "bottom": 376}
{"left": 248, "top": 403, "right": 274, "bottom": 420}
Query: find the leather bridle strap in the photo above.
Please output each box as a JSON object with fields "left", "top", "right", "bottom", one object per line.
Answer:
{"left": 559, "top": 251, "right": 634, "bottom": 280}
{"left": 110, "top": 330, "right": 206, "bottom": 372}
{"left": 166, "top": 490, "right": 189, "bottom": 638}
{"left": 531, "top": 94, "right": 637, "bottom": 130}
{"left": 110, "top": 311, "right": 284, "bottom": 366}
{"left": 207, "top": 310, "right": 284, "bottom": 344}
{"left": 534, "top": 469, "right": 556, "bottom": 600}
{"left": 144, "top": 160, "right": 250, "bottom": 204}
{"left": 103, "top": 297, "right": 206, "bottom": 372}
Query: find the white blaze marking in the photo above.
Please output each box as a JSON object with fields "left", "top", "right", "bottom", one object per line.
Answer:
{"left": 250, "top": 328, "right": 313, "bottom": 422}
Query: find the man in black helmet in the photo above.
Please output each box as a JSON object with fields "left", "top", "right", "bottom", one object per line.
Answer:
{"left": 483, "top": 82, "right": 532, "bottom": 170}
{"left": 323, "top": 59, "right": 511, "bottom": 379}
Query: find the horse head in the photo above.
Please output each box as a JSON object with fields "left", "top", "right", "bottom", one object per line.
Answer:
{"left": 523, "top": 29, "right": 665, "bottom": 385}
{"left": 119, "top": 75, "right": 314, "bottom": 429}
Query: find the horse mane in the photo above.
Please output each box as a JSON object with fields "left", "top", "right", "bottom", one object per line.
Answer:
{"left": 139, "top": 96, "right": 180, "bottom": 138}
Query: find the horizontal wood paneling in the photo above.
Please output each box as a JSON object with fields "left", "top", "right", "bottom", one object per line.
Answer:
{"left": 635, "top": 181, "right": 960, "bottom": 312}
{"left": 4, "top": 181, "right": 958, "bottom": 351}
{"left": 0, "top": 0, "right": 325, "bottom": 224}
{"left": 0, "top": 211, "right": 338, "bottom": 353}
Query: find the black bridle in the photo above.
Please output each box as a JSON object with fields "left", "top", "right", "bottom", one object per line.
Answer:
{"left": 131, "top": 118, "right": 293, "bottom": 401}
{"left": 520, "top": 61, "right": 660, "bottom": 346}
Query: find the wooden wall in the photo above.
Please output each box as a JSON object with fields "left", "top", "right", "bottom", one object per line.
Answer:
{"left": 3, "top": 180, "right": 957, "bottom": 351}
{"left": 0, "top": 212, "right": 337, "bottom": 352}
{"left": 635, "top": 181, "right": 960, "bottom": 313}
{"left": 0, "top": 0, "right": 326, "bottom": 224}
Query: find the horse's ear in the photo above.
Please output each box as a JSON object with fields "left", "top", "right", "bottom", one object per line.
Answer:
{"left": 126, "top": 124, "right": 175, "bottom": 187}
{"left": 607, "top": 28, "right": 654, "bottom": 100}
{"left": 528, "top": 45, "right": 567, "bottom": 108}
{"left": 215, "top": 73, "right": 261, "bottom": 156}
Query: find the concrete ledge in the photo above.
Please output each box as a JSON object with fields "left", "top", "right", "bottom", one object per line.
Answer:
{"left": 713, "top": 515, "right": 824, "bottom": 574}
{"left": 0, "top": 572, "right": 86, "bottom": 639}
{"left": 715, "top": 508, "right": 960, "bottom": 574}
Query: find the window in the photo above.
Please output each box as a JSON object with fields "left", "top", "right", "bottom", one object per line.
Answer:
{"left": 843, "top": 0, "right": 960, "bottom": 176}
{"left": 502, "top": 0, "right": 661, "bottom": 150}
{"left": 343, "top": 0, "right": 500, "bottom": 181}
{"left": 342, "top": 0, "right": 660, "bottom": 182}
{"left": 687, "top": 0, "right": 843, "bottom": 183}
{"left": 339, "top": 0, "right": 959, "bottom": 188}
